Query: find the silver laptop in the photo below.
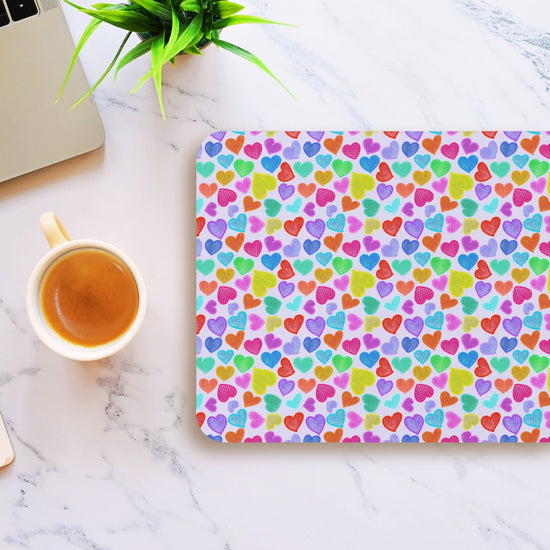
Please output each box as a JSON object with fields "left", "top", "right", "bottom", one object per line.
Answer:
{"left": 0, "top": 0, "right": 104, "bottom": 182}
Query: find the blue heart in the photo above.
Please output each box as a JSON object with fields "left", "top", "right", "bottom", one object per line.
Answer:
{"left": 303, "top": 337, "right": 320, "bottom": 353}
{"left": 261, "top": 253, "right": 282, "bottom": 270}
{"left": 205, "top": 337, "right": 222, "bottom": 353}
{"left": 359, "top": 155, "right": 380, "bottom": 173}
{"left": 425, "top": 213, "right": 444, "bottom": 232}
{"left": 303, "top": 239, "right": 321, "bottom": 255}
{"left": 414, "top": 349, "right": 431, "bottom": 364}
{"left": 500, "top": 337, "right": 517, "bottom": 353}
{"left": 500, "top": 239, "right": 517, "bottom": 255}
{"left": 524, "top": 213, "right": 542, "bottom": 232}
{"left": 217, "top": 154, "right": 234, "bottom": 168}
{"left": 228, "top": 213, "right": 247, "bottom": 232}
{"left": 426, "top": 311, "right": 444, "bottom": 330}
{"left": 414, "top": 252, "right": 431, "bottom": 266}
{"left": 402, "top": 239, "right": 419, "bottom": 255}
{"left": 513, "top": 252, "right": 529, "bottom": 266}
{"left": 205, "top": 239, "right": 222, "bottom": 255}
{"left": 359, "top": 253, "right": 380, "bottom": 270}
{"left": 316, "top": 154, "right": 332, "bottom": 168}
{"left": 261, "top": 351, "right": 282, "bottom": 368}
{"left": 228, "top": 311, "right": 247, "bottom": 330}
{"left": 217, "top": 252, "right": 234, "bottom": 266}
{"left": 500, "top": 141, "right": 517, "bottom": 157}
{"left": 316, "top": 252, "right": 332, "bottom": 266}
{"left": 513, "top": 350, "right": 529, "bottom": 365}
{"left": 458, "top": 155, "right": 478, "bottom": 173}
{"left": 327, "top": 213, "right": 346, "bottom": 232}
{"left": 205, "top": 141, "right": 222, "bottom": 157}
{"left": 414, "top": 154, "right": 430, "bottom": 168}
{"left": 458, "top": 350, "right": 478, "bottom": 368}
{"left": 217, "top": 349, "right": 234, "bottom": 364}
{"left": 524, "top": 311, "right": 542, "bottom": 330}
{"left": 402, "top": 141, "right": 419, "bottom": 157}
{"left": 316, "top": 349, "right": 332, "bottom": 364}
{"left": 458, "top": 253, "right": 478, "bottom": 271}
{"left": 359, "top": 351, "right": 380, "bottom": 368}
{"left": 402, "top": 337, "right": 419, "bottom": 353}
{"left": 303, "top": 141, "right": 321, "bottom": 157}
{"left": 513, "top": 153, "right": 528, "bottom": 168}
{"left": 261, "top": 155, "right": 282, "bottom": 173}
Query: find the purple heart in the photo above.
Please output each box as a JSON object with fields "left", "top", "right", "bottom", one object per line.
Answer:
{"left": 503, "top": 219, "right": 522, "bottom": 239}
{"left": 283, "top": 141, "right": 300, "bottom": 159}
{"left": 425, "top": 303, "right": 436, "bottom": 315}
{"left": 524, "top": 205, "right": 534, "bottom": 217}
{"left": 377, "top": 281, "right": 393, "bottom": 298}
{"left": 326, "top": 205, "right": 337, "bottom": 218}
{"left": 504, "top": 131, "right": 521, "bottom": 141}
{"left": 207, "top": 218, "right": 226, "bottom": 238}
{"left": 306, "top": 218, "right": 325, "bottom": 238}
{"left": 503, "top": 316, "right": 522, "bottom": 337}
{"left": 283, "top": 238, "right": 300, "bottom": 257}
{"left": 461, "top": 138, "right": 479, "bottom": 153}
{"left": 228, "top": 205, "right": 239, "bottom": 217}
{"left": 304, "top": 397, "right": 316, "bottom": 412}
{"left": 475, "top": 379, "right": 492, "bottom": 396}
{"left": 406, "top": 131, "right": 423, "bottom": 141}
{"left": 363, "top": 334, "right": 381, "bottom": 349}
{"left": 475, "top": 281, "right": 492, "bottom": 298}
{"left": 404, "top": 414, "right": 424, "bottom": 434}
{"left": 480, "top": 336, "right": 497, "bottom": 354}
{"left": 376, "top": 183, "right": 393, "bottom": 200}
{"left": 228, "top": 303, "right": 239, "bottom": 315}
{"left": 278, "top": 379, "right": 295, "bottom": 396}
{"left": 500, "top": 300, "right": 513, "bottom": 315}
{"left": 404, "top": 316, "right": 424, "bottom": 337}
{"left": 265, "top": 333, "right": 282, "bottom": 350}
{"left": 304, "top": 300, "right": 316, "bottom": 315}
{"left": 503, "top": 414, "right": 522, "bottom": 434}
{"left": 500, "top": 202, "right": 512, "bottom": 217}
{"left": 381, "top": 238, "right": 399, "bottom": 257}
{"left": 480, "top": 239, "right": 497, "bottom": 257}
{"left": 462, "top": 333, "right": 479, "bottom": 350}
{"left": 425, "top": 400, "right": 436, "bottom": 413}
{"left": 211, "top": 131, "right": 226, "bottom": 141}
{"left": 402, "top": 300, "right": 414, "bottom": 315}
{"left": 207, "top": 414, "right": 226, "bottom": 434}
{"left": 278, "top": 183, "right": 295, "bottom": 200}
{"left": 306, "top": 414, "right": 325, "bottom": 434}
{"left": 283, "top": 336, "right": 300, "bottom": 355}
{"left": 363, "top": 431, "right": 381, "bottom": 442}
{"left": 404, "top": 218, "right": 424, "bottom": 239}
{"left": 205, "top": 398, "right": 217, "bottom": 413}
{"left": 265, "top": 236, "right": 282, "bottom": 252}
{"left": 304, "top": 202, "right": 316, "bottom": 217}
{"left": 425, "top": 205, "right": 436, "bottom": 217}
{"left": 461, "top": 431, "right": 479, "bottom": 443}
{"left": 327, "top": 303, "right": 338, "bottom": 315}
{"left": 461, "top": 236, "right": 479, "bottom": 251}
{"left": 475, "top": 183, "right": 491, "bottom": 201}
{"left": 363, "top": 138, "right": 381, "bottom": 154}
{"left": 205, "top": 300, "right": 217, "bottom": 315}
{"left": 377, "top": 379, "right": 393, "bottom": 396}
{"left": 205, "top": 202, "right": 217, "bottom": 217}
{"left": 480, "top": 141, "right": 497, "bottom": 159}
{"left": 278, "top": 281, "right": 295, "bottom": 298}
{"left": 402, "top": 397, "right": 415, "bottom": 412}
{"left": 381, "top": 141, "right": 399, "bottom": 159}
{"left": 523, "top": 399, "right": 535, "bottom": 412}
{"left": 402, "top": 202, "right": 414, "bottom": 217}
{"left": 207, "top": 316, "right": 227, "bottom": 336}
{"left": 381, "top": 336, "right": 399, "bottom": 355}
{"left": 363, "top": 236, "right": 381, "bottom": 251}
{"left": 500, "top": 397, "right": 513, "bottom": 413}
{"left": 306, "top": 316, "right": 325, "bottom": 336}
{"left": 307, "top": 131, "right": 324, "bottom": 141}
{"left": 265, "top": 431, "right": 282, "bottom": 443}
{"left": 326, "top": 400, "right": 338, "bottom": 413}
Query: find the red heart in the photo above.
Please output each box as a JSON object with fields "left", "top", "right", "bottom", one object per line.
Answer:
{"left": 481, "top": 217, "right": 501, "bottom": 236}
{"left": 382, "top": 216, "right": 402, "bottom": 236}
{"left": 376, "top": 260, "right": 393, "bottom": 280}
{"left": 481, "top": 412, "right": 501, "bottom": 432}
{"left": 284, "top": 217, "right": 304, "bottom": 236}
{"left": 376, "top": 162, "right": 393, "bottom": 182}
{"left": 284, "top": 412, "right": 304, "bottom": 432}
{"left": 277, "top": 162, "right": 295, "bottom": 182}
{"left": 475, "top": 358, "right": 491, "bottom": 377}
{"left": 196, "top": 314, "right": 205, "bottom": 334}
{"left": 481, "top": 315, "right": 500, "bottom": 334}
{"left": 382, "top": 315, "right": 402, "bottom": 334}
{"left": 284, "top": 315, "right": 303, "bottom": 334}
{"left": 376, "top": 358, "right": 393, "bottom": 377}
{"left": 474, "top": 260, "right": 492, "bottom": 280}
{"left": 474, "top": 162, "right": 491, "bottom": 182}
{"left": 196, "top": 412, "right": 205, "bottom": 427}
{"left": 196, "top": 216, "right": 206, "bottom": 236}
{"left": 278, "top": 358, "right": 295, "bottom": 377}
{"left": 382, "top": 412, "right": 402, "bottom": 432}
{"left": 277, "top": 260, "right": 295, "bottom": 280}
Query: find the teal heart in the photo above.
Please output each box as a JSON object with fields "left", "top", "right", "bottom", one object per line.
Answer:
{"left": 294, "top": 161, "right": 313, "bottom": 178}
{"left": 482, "top": 393, "right": 499, "bottom": 409}
{"left": 293, "top": 259, "right": 313, "bottom": 275}
{"left": 384, "top": 393, "right": 400, "bottom": 409}
{"left": 384, "top": 296, "right": 400, "bottom": 311}
{"left": 490, "top": 259, "right": 510, "bottom": 275}
{"left": 524, "top": 311, "right": 542, "bottom": 330}
{"left": 286, "top": 198, "right": 302, "bottom": 213}
{"left": 316, "top": 349, "right": 332, "bottom": 364}
{"left": 228, "top": 408, "right": 247, "bottom": 428}
{"left": 363, "top": 394, "right": 380, "bottom": 413}
{"left": 414, "top": 349, "right": 431, "bottom": 364}
{"left": 460, "top": 296, "right": 479, "bottom": 315}
{"left": 197, "top": 161, "right": 215, "bottom": 177}
{"left": 264, "top": 296, "right": 282, "bottom": 315}
{"left": 392, "top": 357, "right": 412, "bottom": 373}
{"left": 218, "top": 154, "right": 234, "bottom": 169}
{"left": 264, "top": 394, "right": 282, "bottom": 413}
{"left": 286, "top": 393, "right": 302, "bottom": 409}
{"left": 264, "top": 198, "right": 282, "bottom": 217}
{"left": 425, "top": 408, "right": 444, "bottom": 428}
{"left": 414, "top": 252, "right": 431, "bottom": 266}
{"left": 196, "top": 394, "right": 203, "bottom": 408}
{"left": 461, "top": 198, "right": 478, "bottom": 217}
{"left": 461, "top": 394, "right": 478, "bottom": 413}
{"left": 197, "top": 357, "right": 215, "bottom": 373}
{"left": 392, "top": 161, "right": 412, "bottom": 177}
{"left": 482, "top": 198, "right": 499, "bottom": 213}
{"left": 286, "top": 296, "right": 302, "bottom": 311}
{"left": 392, "top": 259, "right": 412, "bottom": 275}
{"left": 524, "top": 213, "right": 542, "bottom": 232}
{"left": 316, "top": 154, "right": 332, "bottom": 169}
{"left": 490, "top": 161, "right": 510, "bottom": 178}
{"left": 197, "top": 198, "right": 204, "bottom": 213}
{"left": 327, "top": 213, "right": 346, "bottom": 232}
{"left": 513, "top": 252, "right": 529, "bottom": 266}
{"left": 316, "top": 252, "right": 333, "bottom": 266}
{"left": 384, "top": 198, "right": 401, "bottom": 213}
{"left": 414, "top": 154, "right": 430, "bottom": 168}
{"left": 196, "top": 295, "right": 203, "bottom": 311}
{"left": 483, "top": 296, "right": 499, "bottom": 312}
{"left": 362, "top": 198, "right": 380, "bottom": 217}
{"left": 490, "top": 357, "right": 510, "bottom": 374}
{"left": 513, "top": 154, "right": 528, "bottom": 168}
{"left": 197, "top": 259, "right": 215, "bottom": 275}
{"left": 294, "top": 357, "right": 313, "bottom": 373}
{"left": 362, "top": 297, "right": 380, "bottom": 314}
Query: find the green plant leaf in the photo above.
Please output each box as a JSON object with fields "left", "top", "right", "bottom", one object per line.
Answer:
{"left": 63, "top": 0, "right": 161, "bottom": 32}
{"left": 213, "top": 14, "right": 294, "bottom": 30}
{"left": 129, "top": 0, "right": 172, "bottom": 20}
{"left": 215, "top": 1, "right": 244, "bottom": 17}
{"left": 212, "top": 37, "right": 293, "bottom": 97}
{"left": 57, "top": 17, "right": 102, "bottom": 102}
{"left": 69, "top": 31, "right": 133, "bottom": 111}
{"left": 151, "top": 32, "right": 166, "bottom": 119}
{"left": 162, "top": 11, "right": 202, "bottom": 62}
{"left": 179, "top": 0, "right": 200, "bottom": 12}
{"left": 162, "top": 5, "right": 180, "bottom": 59}
{"left": 115, "top": 36, "right": 155, "bottom": 78}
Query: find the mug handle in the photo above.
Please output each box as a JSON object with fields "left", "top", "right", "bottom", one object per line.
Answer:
{"left": 40, "top": 212, "right": 71, "bottom": 248}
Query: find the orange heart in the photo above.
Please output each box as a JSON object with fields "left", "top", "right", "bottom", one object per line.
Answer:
{"left": 324, "top": 233, "right": 343, "bottom": 252}
{"left": 495, "top": 182, "right": 513, "bottom": 197}
{"left": 422, "top": 331, "right": 442, "bottom": 351}
{"left": 226, "top": 134, "right": 244, "bottom": 154}
{"left": 520, "top": 134, "right": 540, "bottom": 154}
{"left": 422, "top": 234, "right": 441, "bottom": 252}
{"left": 520, "top": 331, "right": 540, "bottom": 350}
{"left": 243, "top": 195, "right": 261, "bottom": 212}
{"left": 520, "top": 428, "right": 540, "bottom": 443}
{"left": 440, "top": 391, "right": 458, "bottom": 407}
{"left": 199, "top": 378, "right": 217, "bottom": 393}
{"left": 440, "top": 196, "right": 458, "bottom": 212}
{"left": 342, "top": 293, "right": 360, "bottom": 309}
{"left": 199, "top": 280, "right": 218, "bottom": 296}
{"left": 298, "top": 378, "right": 316, "bottom": 393}
{"left": 539, "top": 391, "right": 550, "bottom": 407}
{"left": 396, "top": 378, "right": 414, "bottom": 393}
{"left": 225, "top": 429, "right": 245, "bottom": 442}
{"left": 324, "top": 428, "right": 343, "bottom": 443}
{"left": 226, "top": 233, "right": 245, "bottom": 252}
{"left": 396, "top": 280, "right": 414, "bottom": 295}
{"left": 422, "top": 134, "right": 441, "bottom": 154}
{"left": 297, "top": 280, "right": 316, "bottom": 295}
{"left": 243, "top": 391, "right": 261, "bottom": 407}
{"left": 440, "top": 293, "right": 458, "bottom": 309}
{"left": 396, "top": 183, "right": 414, "bottom": 197}
{"left": 342, "top": 391, "right": 360, "bottom": 407}
{"left": 342, "top": 195, "right": 359, "bottom": 211}
{"left": 540, "top": 294, "right": 550, "bottom": 309}
{"left": 297, "top": 182, "right": 316, "bottom": 197}
{"left": 495, "top": 378, "right": 513, "bottom": 393}
{"left": 199, "top": 182, "right": 217, "bottom": 197}
{"left": 324, "top": 331, "right": 343, "bottom": 350}
{"left": 422, "top": 429, "right": 441, "bottom": 442}
{"left": 324, "top": 134, "right": 343, "bottom": 154}
{"left": 225, "top": 331, "right": 244, "bottom": 350}
{"left": 521, "top": 233, "right": 540, "bottom": 252}
{"left": 243, "top": 293, "right": 261, "bottom": 309}
{"left": 494, "top": 280, "right": 513, "bottom": 295}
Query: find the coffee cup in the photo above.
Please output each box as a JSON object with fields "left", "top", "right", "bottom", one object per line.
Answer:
{"left": 26, "top": 212, "right": 147, "bottom": 361}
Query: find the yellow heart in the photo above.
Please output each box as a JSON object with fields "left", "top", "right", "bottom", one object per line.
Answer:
{"left": 511, "top": 268, "right": 530, "bottom": 284}
{"left": 413, "top": 365, "right": 432, "bottom": 381}
{"left": 364, "top": 219, "right": 381, "bottom": 234}
{"left": 350, "top": 270, "right": 375, "bottom": 297}
{"left": 413, "top": 268, "right": 432, "bottom": 284}
{"left": 364, "top": 131, "right": 375, "bottom": 137}
{"left": 462, "top": 131, "right": 473, "bottom": 136}
{"left": 265, "top": 316, "right": 282, "bottom": 332}
{"left": 462, "top": 413, "right": 479, "bottom": 430}
{"left": 462, "top": 316, "right": 479, "bottom": 332}
{"left": 350, "top": 172, "right": 375, "bottom": 199}
{"left": 251, "top": 367, "right": 277, "bottom": 395}
{"left": 314, "top": 268, "right": 333, "bottom": 283}
{"left": 216, "top": 366, "right": 235, "bottom": 381}
{"left": 216, "top": 170, "right": 234, "bottom": 186}
{"left": 251, "top": 270, "right": 277, "bottom": 298}
{"left": 449, "top": 270, "right": 474, "bottom": 298}
{"left": 413, "top": 170, "right": 431, "bottom": 186}
{"left": 511, "top": 365, "right": 530, "bottom": 381}
{"left": 265, "top": 131, "right": 276, "bottom": 137}
{"left": 314, "top": 170, "right": 333, "bottom": 186}
{"left": 449, "top": 367, "right": 474, "bottom": 395}
{"left": 462, "top": 218, "right": 479, "bottom": 235}
{"left": 364, "top": 413, "right": 381, "bottom": 429}
{"left": 449, "top": 172, "right": 474, "bottom": 200}
{"left": 511, "top": 170, "right": 530, "bottom": 186}
{"left": 266, "top": 218, "right": 282, "bottom": 235}
{"left": 315, "top": 366, "right": 333, "bottom": 381}
{"left": 364, "top": 316, "right": 381, "bottom": 332}
{"left": 216, "top": 268, "right": 234, "bottom": 283}
{"left": 266, "top": 414, "right": 282, "bottom": 430}
{"left": 252, "top": 172, "right": 277, "bottom": 200}
{"left": 350, "top": 367, "right": 375, "bottom": 395}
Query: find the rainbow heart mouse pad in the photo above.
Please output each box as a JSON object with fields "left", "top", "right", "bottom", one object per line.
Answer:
{"left": 196, "top": 131, "right": 550, "bottom": 443}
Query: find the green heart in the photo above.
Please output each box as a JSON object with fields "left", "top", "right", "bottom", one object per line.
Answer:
{"left": 490, "top": 357, "right": 510, "bottom": 374}
{"left": 392, "top": 357, "right": 412, "bottom": 373}
{"left": 529, "top": 355, "right": 549, "bottom": 373}
{"left": 252, "top": 368, "right": 277, "bottom": 395}
{"left": 392, "top": 161, "right": 411, "bottom": 178}
{"left": 264, "top": 296, "right": 282, "bottom": 315}
{"left": 449, "top": 172, "right": 474, "bottom": 200}
{"left": 293, "top": 259, "right": 314, "bottom": 276}
{"left": 234, "top": 159, "right": 254, "bottom": 177}
{"left": 460, "top": 296, "right": 479, "bottom": 315}
{"left": 234, "top": 257, "right": 254, "bottom": 275}
{"left": 431, "top": 354, "right": 451, "bottom": 373}
{"left": 362, "top": 198, "right": 381, "bottom": 217}
{"left": 362, "top": 297, "right": 380, "bottom": 315}
{"left": 529, "top": 159, "right": 550, "bottom": 177}
{"left": 529, "top": 257, "right": 549, "bottom": 275}
{"left": 490, "top": 259, "right": 510, "bottom": 276}
{"left": 333, "top": 354, "right": 353, "bottom": 373}
{"left": 197, "top": 259, "right": 215, "bottom": 275}
{"left": 294, "top": 357, "right": 313, "bottom": 373}
{"left": 197, "top": 161, "right": 215, "bottom": 177}
{"left": 350, "top": 368, "right": 375, "bottom": 395}
{"left": 430, "top": 159, "right": 451, "bottom": 177}
{"left": 490, "top": 161, "right": 510, "bottom": 178}
{"left": 264, "top": 394, "right": 282, "bottom": 413}
{"left": 264, "top": 198, "right": 282, "bottom": 217}
{"left": 460, "top": 198, "right": 478, "bottom": 217}
{"left": 430, "top": 257, "right": 451, "bottom": 275}
{"left": 197, "top": 357, "right": 215, "bottom": 373}
{"left": 362, "top": 394, "right": 380, "bottom": 413}
{"left": 332, "top": 159, "right": 353, "bottom": 177}
{"left": 391, "top": 259, "right": 412, "bottom": 276}
{"left": 293, "top": 161, "right": 313, "bottom": 178}
{"left": 332, "top": 257, "right": 353, "bottom": 275}
{"left": 234, "top": 354, "right": 254, "bottom": 372}
{"left": 460, "top": 394, "right": 479, "bottom": 413}
{"left": 449, "top": 367, "right": 474, "bottom": 395}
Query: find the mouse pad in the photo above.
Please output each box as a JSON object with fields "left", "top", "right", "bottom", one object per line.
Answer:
{"left": 196, "top": 131, "right": 550, "bottom": 443}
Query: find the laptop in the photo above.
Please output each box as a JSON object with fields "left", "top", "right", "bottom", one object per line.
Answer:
{"left": 0, "top": 0, "right": 104, "bottom": 182}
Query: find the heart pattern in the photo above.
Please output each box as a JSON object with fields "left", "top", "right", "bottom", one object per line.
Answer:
{"left": 196, "top": 131, "right": 550, "bottom": 443}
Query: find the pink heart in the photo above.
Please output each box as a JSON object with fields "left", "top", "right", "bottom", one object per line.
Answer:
{"left": 334, "top": 372, "right": 349, "bottom": 389}
{"left": 249, "top": 216, "right": 265, "bottom": 233}
{"left": 334, "top": 275, "right": 349, "bottom": 291}
{"left": 531, "top": 373, "right": 546, "bottom": 389}
{"left": 432, "top": 177, "right": 448, "bottom": 193}
{"left": 446, "top": 216, "right": 461, "bottom": 233}
{"left": 446, "top": 411, "right": 462, "bottom": 428}
{"left": 433, "top": 275, "right": 448, "bottom": 292}
{"left": 235, "top": 177, "right": 251, "bottom": 193}
{"left": 249, "top": 314, "right": 264, "bottom": 330}
{"left": 347, "top": 216, "right": 363, "bottom": 233}
{"left": 235, "top": 275, "right": 251, "bottom": 291}
{"left": 432, "top": 373, "right": 448, "bottom": 389}
{"left": 347, "top": 411, "right": 363, "bottom": 429}
{"left": 249, "top": 411, "right": 265, "bottom": 428}
{"left": 446, "top": 314, "right": 461, "bottom": 331}
{"left": 235, "top": 372, "right": 251, "bottom": 389}
{"left": 334, "top": 177, "right": 350, "bottom": 193}
{"left": 347, "top": 314, "right": 362, "bottom": 331}
{"left": 342, "top": 338, "right": 360, "bottom": 355}
{"left": 531, "top": 177, "right": 546, "bottom": 194}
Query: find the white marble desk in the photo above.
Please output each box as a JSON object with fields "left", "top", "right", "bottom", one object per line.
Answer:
{"left": 1, "top": 0, "right": 550, "bottom": 548}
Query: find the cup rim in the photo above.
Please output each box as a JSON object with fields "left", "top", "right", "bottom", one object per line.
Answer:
{"left": 26, "top": 239, "right": 147, "bottom": 361}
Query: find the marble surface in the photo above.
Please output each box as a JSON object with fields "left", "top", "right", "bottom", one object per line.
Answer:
{"left": 2, "top": 0, "right": 550, "bottom": 548}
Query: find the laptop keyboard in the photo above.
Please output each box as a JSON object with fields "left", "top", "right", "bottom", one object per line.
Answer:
{"left": 0, "top": 0, "right": 38, "bottom": 26}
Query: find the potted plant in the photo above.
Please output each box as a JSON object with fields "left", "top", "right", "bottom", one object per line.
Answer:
{"left": 59, "top": 0, "right": 292, "bottom": 117}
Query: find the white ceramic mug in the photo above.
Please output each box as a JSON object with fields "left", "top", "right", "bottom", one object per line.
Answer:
{"left": 26, "top": 212, "right": 147, "bottom": 361}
